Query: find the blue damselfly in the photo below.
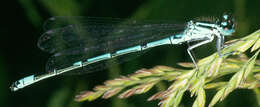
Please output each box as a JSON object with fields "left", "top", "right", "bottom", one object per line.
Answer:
{"left": 10, "top": 14, "right": 235, "bottom": 91}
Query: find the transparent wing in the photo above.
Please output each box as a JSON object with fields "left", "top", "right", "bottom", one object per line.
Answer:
{"left": 45, "top": 28, "right": 174, "bottom": 75}
{"left": 40, "top": 16, "right": 186, "bottom": 75}
{"left": 38, "top": 16, "right": 185, "bottom": 53}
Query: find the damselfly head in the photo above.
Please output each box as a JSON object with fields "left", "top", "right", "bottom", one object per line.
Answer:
{"left": 218, "top": 13, "right": 236, "bottom": 36}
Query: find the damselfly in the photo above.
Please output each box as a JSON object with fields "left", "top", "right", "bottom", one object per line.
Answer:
{"left": 10, "top": 14, "right": 235, "bottom": 91}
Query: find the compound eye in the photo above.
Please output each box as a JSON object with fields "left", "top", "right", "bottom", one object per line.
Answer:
{"left": 221, "top": 14, "right": 235, "bottom": 29}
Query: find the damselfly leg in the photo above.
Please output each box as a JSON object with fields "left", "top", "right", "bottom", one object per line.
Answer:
{"left": 187, "top": 37, "right": 214, "bottom": 69}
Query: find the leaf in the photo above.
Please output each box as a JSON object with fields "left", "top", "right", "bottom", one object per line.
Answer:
{"left": 148, "top": 91, "right": 168, "bottom": 101}
{"left": 104, "top": 76, "right": 132, "bottom": 86}
{"left": 192, "top": 88, "right": 206, "bottom": 107}
{"left": 130, "top": 69, "right": 153, "bottom": 78}
{"left": 209, "top": 88, "right": 225, "bottom": 107}
{"left": 119, "top": 81, "right": 157, "bottom": 98}
{"left": 251, "top": 36, "right": 260, "bottom": 52}
{"left": 177, "top": 62, "right": 195, "bottom": 68}
{"left": 135, "top": 82, "right": 157, "bottom": 94}
{"left": 236, "top": 30, "right": 260, "bottom": 52}
{"left": 93, "top": 85, "right": 110, "bottom": 91}
{"left": 118, "top": 88, "right": 136, "bottom": 98}
{"left": 242, "top": 49, "right": 260, "bottom": 81}
{"left": 207, "top": 57, "right": 223, "bottom": 77}
{"left": 236, "top": 40, "right": 256, "bottom": 52}
{"left": 102, "top": 87, "right": 123, "bottom": 99}
{"left": 159, "top": 90, "right": 185, "bottom": 107}
{"left": 204, "top": 82, "right": 227, "bottom": 89}
{"left": 75, "top": 91, "right": 104, "bottom": 102}
{"left": 190, "top": 78, "right": 205, "bottom": 97}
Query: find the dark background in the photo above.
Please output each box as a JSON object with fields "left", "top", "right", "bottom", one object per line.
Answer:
{"left": 1, "top": 0, "right": 260, "bottom": 107}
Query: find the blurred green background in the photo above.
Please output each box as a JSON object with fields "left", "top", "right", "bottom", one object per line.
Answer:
{"left": 1, "top": 0, "right": 260, "bottom": 107}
